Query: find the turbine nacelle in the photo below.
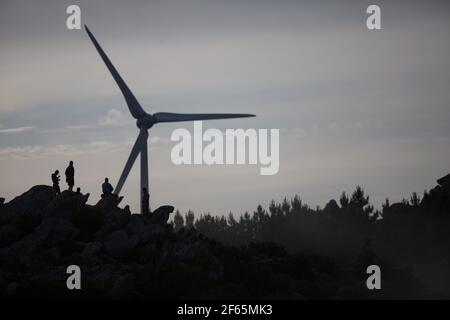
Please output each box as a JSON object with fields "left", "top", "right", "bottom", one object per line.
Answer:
{"left": 136, "top": 114, "right": 155, "bottom": 129}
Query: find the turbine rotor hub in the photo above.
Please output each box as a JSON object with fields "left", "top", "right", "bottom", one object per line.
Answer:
{"left": 137, "top": 114, "right": 155, "bottom": 129}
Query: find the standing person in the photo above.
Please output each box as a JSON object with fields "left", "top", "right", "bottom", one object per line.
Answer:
{"left": 65, "top": 161, "right": 75, "bottom": 191}
{"left": 142, "top": 187, "right": 150, "bottom": 215}
{"left": 102, "top": 177, "right": 114, "bottom": 197}
{"left": 51, "top": 170, "right": 61, "bottom": 194}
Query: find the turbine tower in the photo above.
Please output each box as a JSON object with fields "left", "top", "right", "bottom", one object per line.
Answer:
{"left": 85, "top": 26, "right": 255, "bottom": 213}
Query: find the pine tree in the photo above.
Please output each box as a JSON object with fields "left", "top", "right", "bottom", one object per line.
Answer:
{"left": 185, "top": 210, "right": 195, "bottom": 229}
{"left": 340, "top": 192, "right": 350, "bottom": 207}
{"left": 410, "top": 192, "right": 421, "bottom": 207}
{"left": 173, "top": 210, "right": 184, "bottom": 231}
{"left": 350, "top": 186, "right": 369, "bottom": 208}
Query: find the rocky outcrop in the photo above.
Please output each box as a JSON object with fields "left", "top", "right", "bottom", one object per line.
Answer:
{"left": 0, "top": 185, "right": 54, "bottom": 225}
{"left": 0, "top": 185, "right": 220, "bottom": 298}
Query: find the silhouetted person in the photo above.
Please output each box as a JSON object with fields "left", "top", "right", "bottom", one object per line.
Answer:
{"left": 102, "top": 177, "right": 113, "bottom": 197}
{"left": 76, "top": 187, "right": 81, "bottom": 194}
{"left": 51, "top": 170, "right": 61, "bottom": 194}
{"left": 65, "top": 161, "right": 75, "bottom": 191}
{"left": 142, "top": 187, "right": 150, "bottom": 215}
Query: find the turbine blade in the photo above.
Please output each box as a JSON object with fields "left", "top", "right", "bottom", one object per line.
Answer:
{"left": 114, "top": 129, "right": 148, "bottom": 195}
{"left": 84, "top": 25, "right": 147, "bottom": 119}
{"left": 153, "top": 112, "right": 255, "bottom": 123}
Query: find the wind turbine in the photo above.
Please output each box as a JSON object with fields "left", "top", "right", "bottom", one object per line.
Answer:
{"left": 84, "top": 26, "right": 255, "bottom": 213}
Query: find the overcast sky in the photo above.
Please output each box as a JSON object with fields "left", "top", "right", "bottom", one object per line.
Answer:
{"left": 1, "top": 0, "right": 449, "bottom": 215}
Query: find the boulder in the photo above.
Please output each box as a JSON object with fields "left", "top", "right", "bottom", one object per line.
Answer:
{"left": 42, "top": 191, "right": 89, "bottom": 220}
{"left": 138, "top": 243, "right": 157, "bottom": 261}
{"left": 139, "top": 224, "right": 166, "bottom": 243}
{"left": 148, "top": 205, "right": 174, "bottom": 225}
{"left": 95, "top": 195, "right": 124, "bottom": 211}
{"left": 35, "top": 218, "right": 79, "bottom": 247}
{"left": 0, "top": 185, "right": 54, "bottom": 225}
{"left": 82, "top": 241, "right": 103, "bottom": 257}
{"left": 0, "top": 234, "right": 44, "bottom": 266}
{"left": 38, "top": 246, "right": 61, "bottom": 264}
{"left": 80, "top": 241, "right": 103, "bottom": 265}
{"left": 102, "top": 230, "right": 139, "bottom": 259}
{"left": 126, "top": 217, "right": 166, "bottom": 244}
{"left": 96, "top": 207, "right": 130, "bottom": 239}
{"left": 0, "top": 225, "right": 24, "bottom": 247}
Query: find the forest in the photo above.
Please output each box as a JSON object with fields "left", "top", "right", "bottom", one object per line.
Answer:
{"left": 171, "top": 175, "right": 450, "bottom": 297}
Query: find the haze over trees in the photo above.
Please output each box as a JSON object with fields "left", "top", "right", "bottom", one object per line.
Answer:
{"left": 171, "top": 175, "right": 450, "bottom": 296}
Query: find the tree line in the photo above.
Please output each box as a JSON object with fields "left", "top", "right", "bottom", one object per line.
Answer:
{"left": 170, "top": 183, "right": 450, "bottom": 295}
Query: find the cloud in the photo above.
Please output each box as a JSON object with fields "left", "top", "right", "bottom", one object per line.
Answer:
{"left": 38, "top": 124, "right": 91, "bottom": 134}
{"left": 98, "top": 109, "right": 131, "bottom": 127}
{"left": 0, "top": 126, "right": 35, "bottom": 134}
{"left": 149, "top": 136, "right": 161, "bottom": 144}
{"left": 0, "top": 141, "right": 122, "bottom": 159}
{"left": 0, "top": 136, "right": 166, "bottom": 159}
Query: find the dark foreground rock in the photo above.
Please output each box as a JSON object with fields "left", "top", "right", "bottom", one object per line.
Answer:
{"left": 0, "top": 186, "right": 429, "bottom": 299}
{"left": 0, "top": 186, "right": 225, "bottom": 298}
